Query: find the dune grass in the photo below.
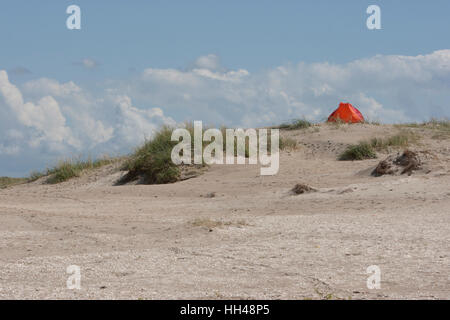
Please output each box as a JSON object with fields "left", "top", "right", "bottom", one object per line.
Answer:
{"left": 25, "top": 156, "right": 117, "bottom": 185}
{"left": 427, "top": 119, "right": 450, "bottom": 139}
{"left": 119, "top": 126, "right": 182, "bottom": 185}
{"left": 326, "top": 117, "right": 350, "bottom": 130}
{"left": 338, "top": 142, "right": 377, "bottom": 161}
{"left": 369, "top": 131, "right": 418, "bottom": 151}
{"left": 0, "top": 177, "right": 27, "bottom": 189}
{"left": 395, "top": 119, "right": 450, "bottom": 129}
{"left": 45, "top": 157, "right": 117, "bottom": 184}
{"left": 395, "top": 119, "right": 450, "bottom": 139}
{"left": 279, "top": 137, "right": 298, "bottom": 150}
{"left": 338, "top": 130, "right": 419, "bottom": 161}
{"left": 120, "top": 124, "right": 294, "bottom": 185}
{"left": 277, "top": 119, "right": 312, "bottom": 130}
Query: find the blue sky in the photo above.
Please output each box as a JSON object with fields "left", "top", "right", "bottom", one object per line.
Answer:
{"left": 2, "top": 0, "right": 449, "bottom": 81}
{"left": 1, "top": 1, "right": 450, "bottom": 176}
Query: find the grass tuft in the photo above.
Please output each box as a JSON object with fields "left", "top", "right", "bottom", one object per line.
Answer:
{"left": 395, "top": 119, "right": 450, "bottom": 139}
{"left": 369, "top": 131, "right": 416, "bottom": 151}
{"left": 339, "top": 130, "right": 419, "bottom": 161}
{"left": 277, "top": 119, "right": 312, "bottom": 130}
{"left": 279, "top": 137, "right": 298, "bottom": 150}
{"left": 338, "top": 142, "right": 377, "bottom": 161}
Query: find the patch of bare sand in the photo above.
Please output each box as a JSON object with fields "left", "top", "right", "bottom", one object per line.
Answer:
{"left": 0, "top": 123, "right": 449, "bottom": 299}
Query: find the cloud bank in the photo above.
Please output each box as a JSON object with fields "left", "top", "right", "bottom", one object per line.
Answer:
{"left": 0, "top": 50, "right": 449, "bottom": 175}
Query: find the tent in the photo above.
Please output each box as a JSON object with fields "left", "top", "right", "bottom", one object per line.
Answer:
{"left": 327, "top": 102, "right": 364, "bottom": 123}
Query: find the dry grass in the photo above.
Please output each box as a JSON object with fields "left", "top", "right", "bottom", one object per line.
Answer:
{"left": 339, "top": 130, "right": 420, "bottom": 161}
{"left": 279, "top": 137, "right": 298, "bottom": 150}
{"left": 395, "top": 119, "right": 450, "bottom": 140}
{"left": 277, "top": 119, "right": 312, "bottom": 130}
{"left": 45, "top": 156, "right": 117, "bottom": 184}
{"left": 326, "top": 118, "right": 349, "bottom": 131}
{"left": 24, "top": 156, "right": 120, "bottom": 185}
{"left": 0, "top": 177, "right": 27, "bottom": 189}
{"left": 369, "top": 130, "right": 419, "bottom": 151}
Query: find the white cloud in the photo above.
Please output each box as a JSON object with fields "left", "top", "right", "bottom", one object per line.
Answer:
{"left": 131, "top": 50, "right": 450, "bottom": 126}
{"left": 193, "top": 54, "right": 221, "bottom": 70}
{"left": 0, "top": 70, "right": 174, "bottom": 174}
{"left": 0, "top": 71, "right": 79, "bottom": 151}
{"left": 112, "top": 95, "right": 175, "bottom": 144}
{"left": 1, "top": 50, "right": 450, "bottom": 175}
{"left": 23, "top": 78, "right": 81, "bottom": 97}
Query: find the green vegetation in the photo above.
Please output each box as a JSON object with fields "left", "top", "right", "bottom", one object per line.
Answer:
{"left": 0, "top": 177, "right": 27, "bottom": 189}
{"left": 120, "top": 124, "right": 297, "bottom": 185}
{"left": 338, "top": 130, "right": 420, "bottom": 161}
{"left": 28, "top": 171, "right": 46, "bottom": 182}
{"left": 119, "top": 126, "right": 182, "bottom": 185}
{"left": 369, "top": 131, "right": 418, "bottom": 151}
{"left": 23, "top": 156, "right": 117, "bottom": 185}
{"left": 338, "top": 142, "right": 377, "bottom": 161}
{"left": 277, "top": 119, "right": 312, "bottom": 130}
{"left": 46, "top": 157, "right": 116, "bottom": 184}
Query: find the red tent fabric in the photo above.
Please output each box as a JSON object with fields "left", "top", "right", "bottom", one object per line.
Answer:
{"left": 327, "top": 103, "right": 364, "bottom": 123}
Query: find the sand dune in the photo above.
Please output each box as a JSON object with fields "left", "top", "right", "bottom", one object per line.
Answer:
{"left": 0, "top": 123, "right": 449, "bottom": 299}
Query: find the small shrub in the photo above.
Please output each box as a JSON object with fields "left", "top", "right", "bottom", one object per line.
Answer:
{"left": 338, "top": 142, "right": 377, "bottom": 161}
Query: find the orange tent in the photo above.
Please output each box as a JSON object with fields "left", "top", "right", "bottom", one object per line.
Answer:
{"left": 327, "top": 102, "right": 364, "bottom": 123}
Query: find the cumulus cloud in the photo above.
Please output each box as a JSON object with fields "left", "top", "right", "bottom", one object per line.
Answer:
{"left": 130, "top": 50, "right": 450, "bottom": 126}
{"left": 1, "top": 50, "right": 450, "bottom": 175}
{"left": 0, "top": 70, "right": 174, "bottom": 174}
{"left": 0, "top": 71, "right": 79, "bottom": 152}
{"left": 193, "top": 54, "right": 221, "bottom": 70}
{"left": 23, "top": 78, "right": 82, "bottom": 97}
